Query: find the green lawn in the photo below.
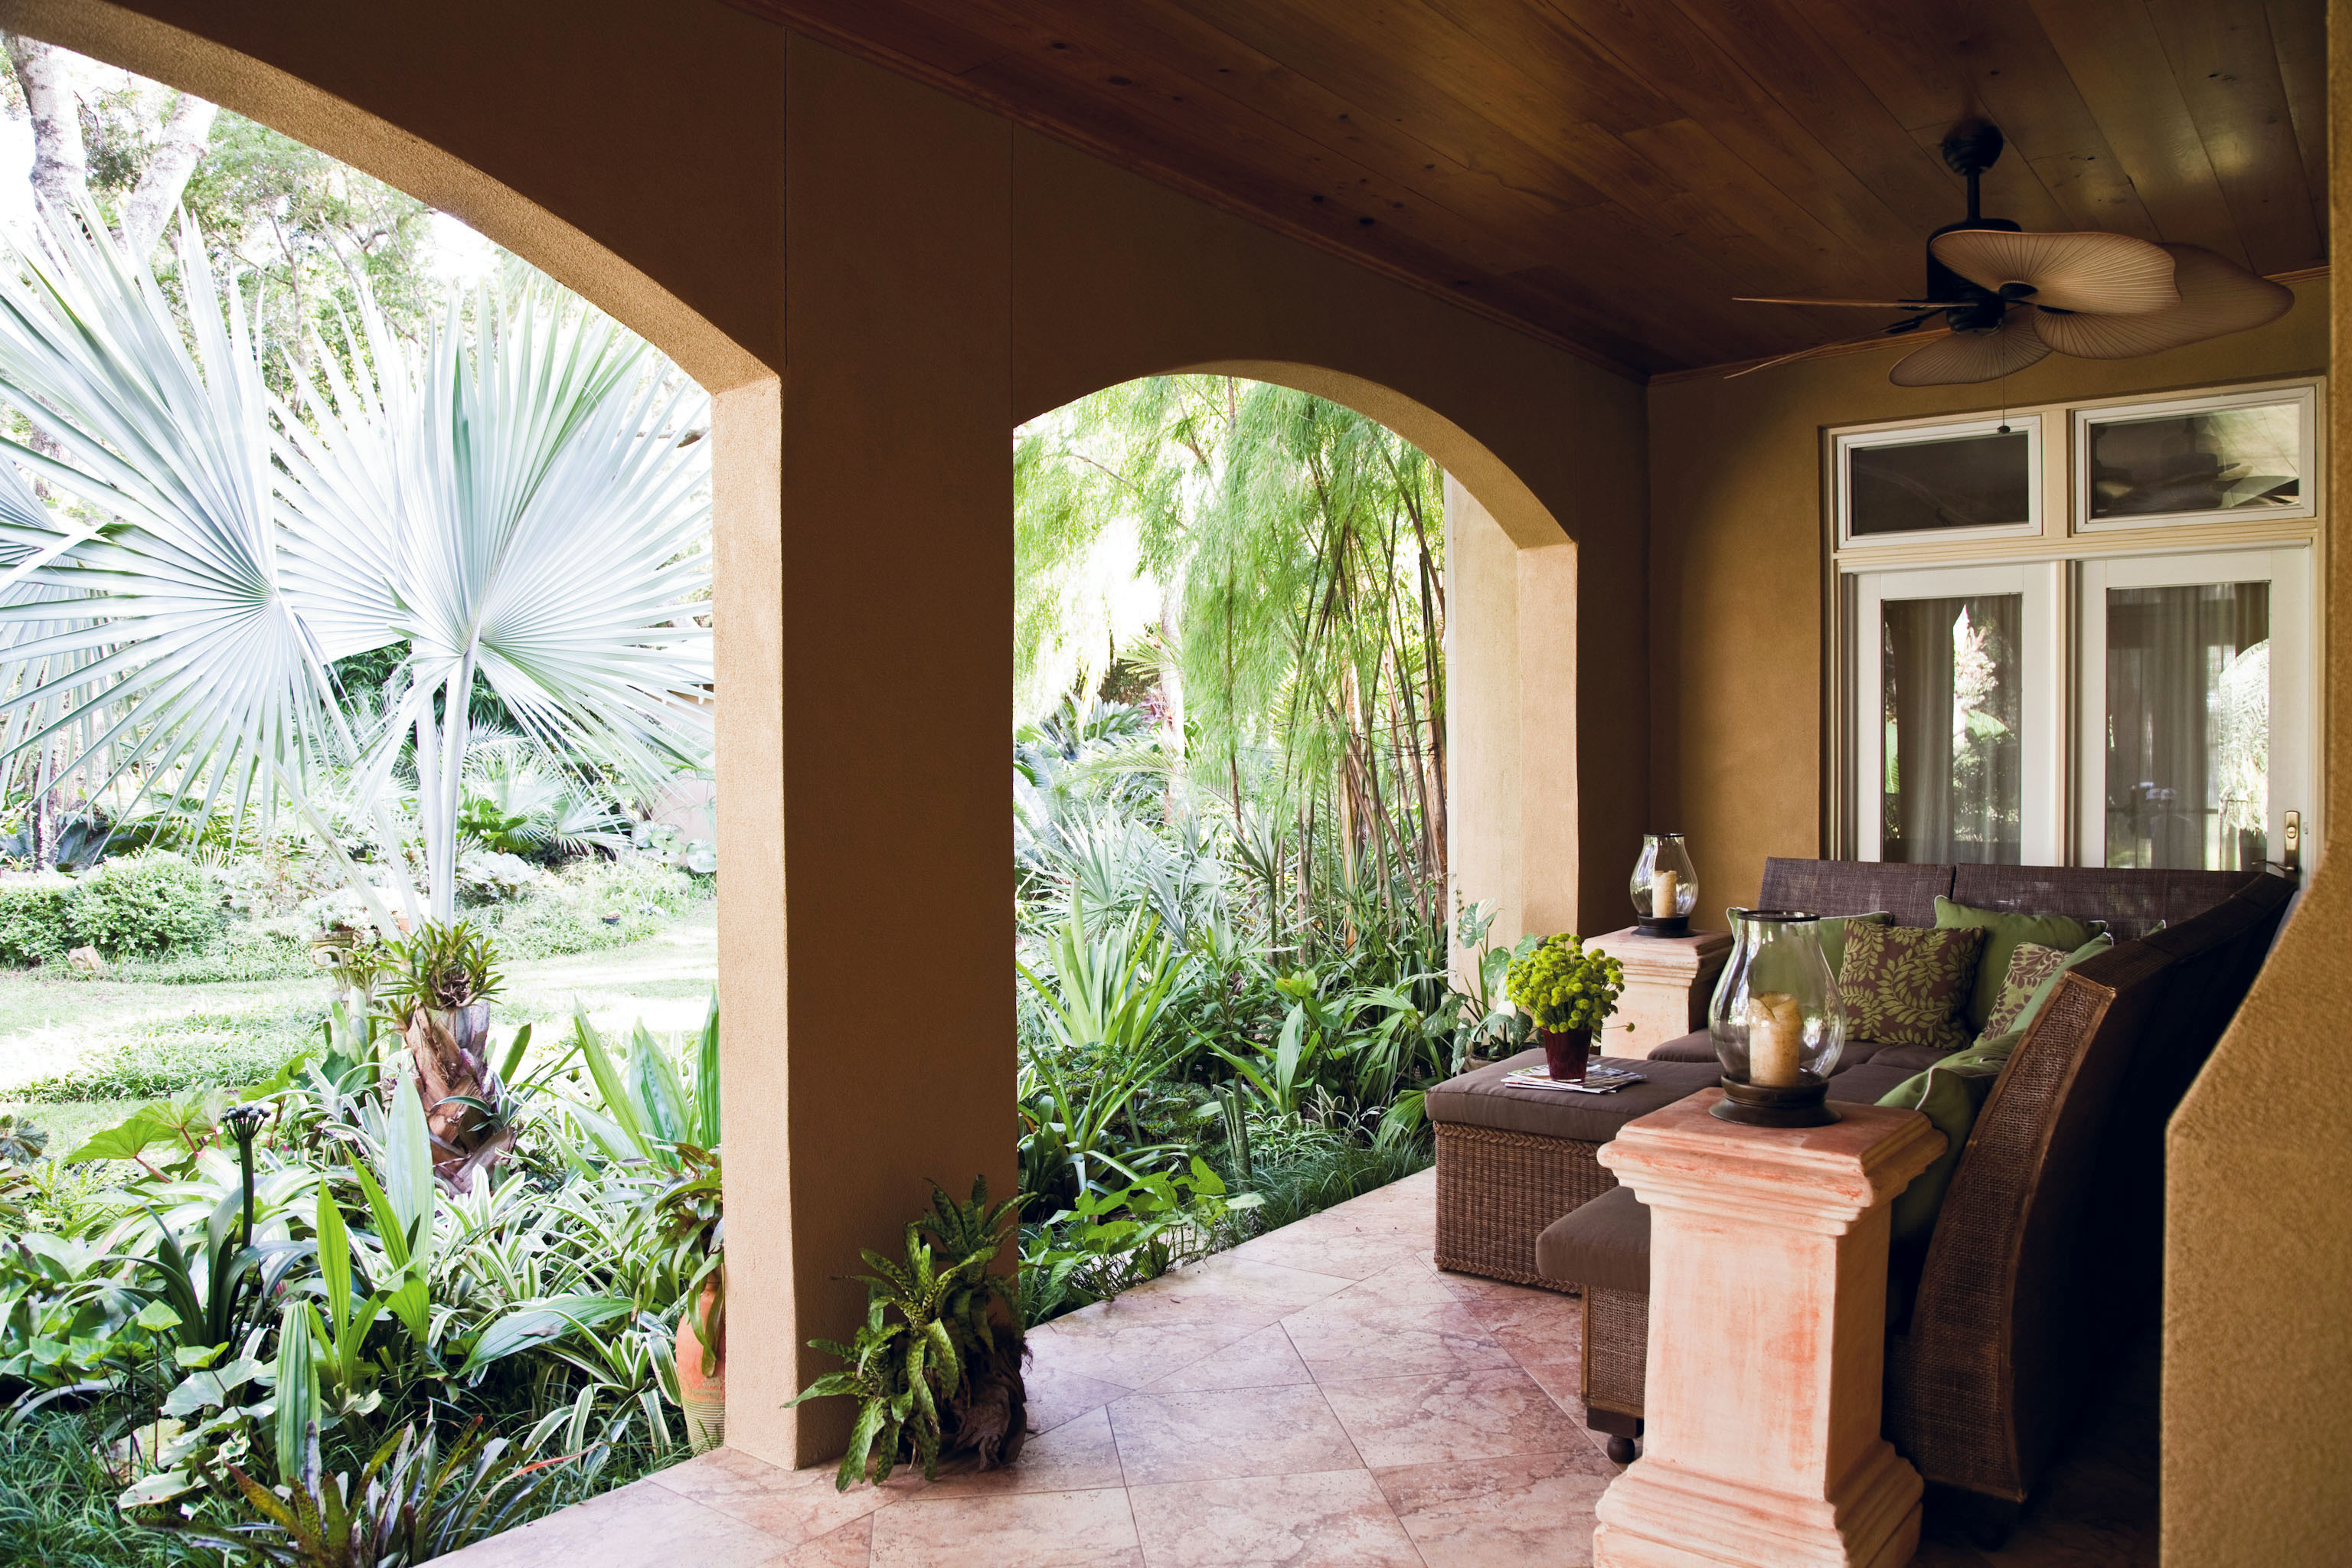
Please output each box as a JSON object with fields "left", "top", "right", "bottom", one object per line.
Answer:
{"left": 0, "top": 906, "right": 717, "bottom": 1146}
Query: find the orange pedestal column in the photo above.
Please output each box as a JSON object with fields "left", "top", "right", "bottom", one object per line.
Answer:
{"left": 1591, "top": 1089, "right": 1943, "bottom": 1568}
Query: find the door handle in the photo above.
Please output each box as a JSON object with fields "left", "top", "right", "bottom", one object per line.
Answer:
{"left": 2283, "top": 809, "right": 2301, "bottom": 875}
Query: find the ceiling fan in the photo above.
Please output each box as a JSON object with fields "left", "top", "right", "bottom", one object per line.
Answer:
{"left": 1730, "top": 121, "right": 2293, "bottom": 386}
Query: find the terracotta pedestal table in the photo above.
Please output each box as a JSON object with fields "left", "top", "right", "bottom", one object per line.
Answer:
{"left": 1590, "top": 1089, "right": 1944, "bottom": 1568}
{"left": 1585, "top": 926, "right": 1732, "bottom": 1059}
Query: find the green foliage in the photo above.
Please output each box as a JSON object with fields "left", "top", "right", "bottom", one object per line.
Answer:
{"left": 375, "top": 921, "right": 501, "bottom": 1018}
{"left": 790, "top": 1178, "right": 1024, "bottom": 1493}
{"left": 1021, "top": 1158, "right": 1254, "bottom": 1323}
{"left": 0, "top": 880, "right": 70, "bottom": 965}
{"left": 22, "top": 1021, "right": 312, "bottom": 1104}
{"left": 1017, "top": 901, "right": 1196, "bottom": 1207}
{"left": 0, "top": 857, "right": 220, "bottom": 967}
{"left": 1504, "top": 934, "right": 1625, "bottom": 1034}
{"left": 172, "top": 1417, "right": 572, "bottom": 1568}
{"left": 553, "top": 991, "right": 719, "bottom": 1171}
{"left": 0, "top": 1404, "right": 191, "bottom": 1568}
{"left": 58, "top": 856, "right": 223, "bottom": 961}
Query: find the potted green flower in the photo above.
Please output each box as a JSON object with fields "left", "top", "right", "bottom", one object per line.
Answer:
{"left": 1504, "top": 934, "right": 1625, "bottom": 1082}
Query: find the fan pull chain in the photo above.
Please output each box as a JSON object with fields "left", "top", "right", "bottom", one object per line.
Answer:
{"left": 1997, "top": 368, "right": 2011, "bottom": 435}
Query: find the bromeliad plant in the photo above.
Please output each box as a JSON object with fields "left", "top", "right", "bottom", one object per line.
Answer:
{"left": 789, "top": 1178, "right": 1027, "bottom": 1492}
{"left": 378, "top": 920, "right": 515, "bottom": 1193}
{"left": 1504, "top": 934, "right": 1625, "bottom": 1036}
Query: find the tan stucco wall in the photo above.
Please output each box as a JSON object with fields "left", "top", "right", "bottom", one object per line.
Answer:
{"left": 1645, "top": 285, "right": 2328, "bottom": 918}
{"left": 21, "top": 0, "right": 1651, "bottom": 1465}
{"left": 1446, "top": 475, "right": 1524, "bottom": 965}
{"left": 2159, "top": 6, "right": 2352, "bottom": 1560}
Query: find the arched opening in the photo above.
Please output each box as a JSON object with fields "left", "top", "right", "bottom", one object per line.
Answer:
{"left": 0, "top": 9, "right": 1655, "bottom": 1537}
{"left": 0, "top": 13, "right": 758, "bottom": 1555}
{"left": 998, "top": 368, "right": 1591, "bottom": 1443}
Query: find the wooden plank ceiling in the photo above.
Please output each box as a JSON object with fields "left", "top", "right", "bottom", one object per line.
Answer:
{"left": 724, "top": 0, "right": 2329, "bottom": 381}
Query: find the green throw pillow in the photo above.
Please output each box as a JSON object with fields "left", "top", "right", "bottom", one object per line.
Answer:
{"left": 1879, "top": 1059, "right": 2001, "bottom": 1245}
{"left": 1942, "top": 1028, "right": 2024, "bottom": 1075}
{"left": 1934, "top": 897, "right": 2109, "bottom": 1033}
{"left": 1838, "top": 922, "right": 1984, "bottom": 1052}
{"left": 1730, "top": 908, "right": 1890, "bottom": 979}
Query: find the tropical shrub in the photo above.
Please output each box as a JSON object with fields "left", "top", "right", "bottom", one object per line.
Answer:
{"left": 0, "top": 983, "right": 732, "bottom": 1565}
{"left": 0, "top": 875, "right": 71, "bottom": 964}
{"left": 789, "top": 1178, "right": 1026, "bottom": 1491}
{"left": 64, "top": 854, "right": 224, "bottom": 959}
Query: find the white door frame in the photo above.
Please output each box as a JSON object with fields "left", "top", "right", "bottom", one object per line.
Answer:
{"left": 2075, "top": 546, "right": 2315, "bottom": 869}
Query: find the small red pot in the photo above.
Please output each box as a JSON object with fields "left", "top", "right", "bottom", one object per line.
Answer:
{"left": 1539, "top": 1026, "right": 1592, "bottom": 1082}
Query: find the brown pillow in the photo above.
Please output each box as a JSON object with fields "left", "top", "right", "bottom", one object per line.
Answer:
{"left": 1838, "top": 923, "right": 1986, "bottom": 1052}
{"left": 1977, "top": 941, "right": 2069, "bottom": 1041}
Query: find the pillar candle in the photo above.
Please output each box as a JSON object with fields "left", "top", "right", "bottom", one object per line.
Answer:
{"left": 1649, "top": 868, "right": 1679, "bottom": 918}
{"left": 1747, "top": 991, "right": 1805, "bottom": 1086}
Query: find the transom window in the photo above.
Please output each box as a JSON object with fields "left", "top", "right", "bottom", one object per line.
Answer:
{"left": 1831, "top": 380, "right": 2321, "bottom": 874}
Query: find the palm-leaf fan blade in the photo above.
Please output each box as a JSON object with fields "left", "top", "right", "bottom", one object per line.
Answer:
{"left": 1929, "top": 230, "right": 2179, "bottom": 315}
{"left": 1889, "top": 309, "right": 2052, "bottom": 387}
{"left": 2031, "top": 245, "right": 2294, "bottom": 360}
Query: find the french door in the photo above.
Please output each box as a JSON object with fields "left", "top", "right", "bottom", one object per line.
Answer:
{"left": 2076, "top": 549, "right": 2312, "bottom": 871}
{"left": 1850, "top": 547, "right": 2313, "bottom": 871}
{"left": 1852, "top": 563, "right": 2063, "bottom": 865}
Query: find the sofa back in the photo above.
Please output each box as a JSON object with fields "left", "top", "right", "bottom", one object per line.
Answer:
{"left": 1883, "top": 870, "right": 2293, "bottom": 1500}
{"left": 1758, "top": 855, "right": 2262, "bottom": 939}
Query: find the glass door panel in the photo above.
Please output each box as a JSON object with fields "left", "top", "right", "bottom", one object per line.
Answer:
{"left": 1882, "top": 594, "right": 2022, "bottom": 863}
{"left": 2079, "top": 550, "right": 2313, "bottom": 871}
{"left": 1853, "top": 564, "right": 2061, "bottom": 864}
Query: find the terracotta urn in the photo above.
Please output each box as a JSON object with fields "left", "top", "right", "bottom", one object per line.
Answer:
{"left": 675, "top": 1276, "right": 726, "bottom": 1454}
{"left": 1539, "top": 1025, "right": 1592, "bottom": 1082}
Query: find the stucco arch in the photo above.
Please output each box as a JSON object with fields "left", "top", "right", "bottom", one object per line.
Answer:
{"left": 1022, "top": 358, "right": 1581, "bottom": 969}
{"left": 0, "top": 1, "right": 1649, "bottom": 1468}
{"left": 0, "top": 0, "right": 776, "bottom": 394}
{"left": 1022, "top": 357, "right": 1573, "bottom": 553}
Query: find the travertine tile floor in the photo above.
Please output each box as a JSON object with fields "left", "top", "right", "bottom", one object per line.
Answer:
{"left": 442, "top": 1166, "right": 2156, "bottom": 1566}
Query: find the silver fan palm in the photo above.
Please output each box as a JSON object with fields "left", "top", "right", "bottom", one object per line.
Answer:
{"left": 0, "top": 211, "right": 712, "bottom": 918}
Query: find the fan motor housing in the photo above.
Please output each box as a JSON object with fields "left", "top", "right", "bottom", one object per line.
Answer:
{"left": 1927, "top": 215, "right": 2020, "bottom": 333}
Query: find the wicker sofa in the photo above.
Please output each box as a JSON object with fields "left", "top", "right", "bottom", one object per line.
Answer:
{"left": 1503, "top": 858, "right": 2292, "bottom": 1535}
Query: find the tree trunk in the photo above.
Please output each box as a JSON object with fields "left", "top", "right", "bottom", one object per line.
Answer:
{"left": 28, "top": 740, "right": 54, "bottom": 871}
{"left": 119, "top": 93, "right": 217, "bottom": 260}
{"left": 5, "top": 34, "right": 89, "bottom": 224}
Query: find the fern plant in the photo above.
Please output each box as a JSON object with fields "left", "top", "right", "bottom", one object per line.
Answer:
{"left": 789, "top": 1177, "right": 1026, "bottom": 1491}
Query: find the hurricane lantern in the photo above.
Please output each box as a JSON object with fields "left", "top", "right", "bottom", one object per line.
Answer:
{"left": 1707, "top": 909, "right": 1845, "bottom": 1126}
{"left": 1630, "top": 832, "right": 1698, "bottom": 936}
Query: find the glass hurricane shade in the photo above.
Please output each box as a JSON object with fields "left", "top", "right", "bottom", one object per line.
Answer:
{"left": 1709, "top": 910, "right": 1846, "bottom": 1087}
{"left": 1631, "top": 833, "right": 1698, "bottom": 920}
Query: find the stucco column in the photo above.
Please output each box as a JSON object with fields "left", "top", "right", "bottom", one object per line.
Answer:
{"left": 1446, "top": 475, "right": 1582, "bottom": 969}
{"left": 1586, "top": 926, "right": 1733, "bottom": 1057}
{"left": 716, "top": 39, "right": 1016, "bottom": 1468}
{"left": 1592, "top": 1091, "right": 1942, "bottom": 1568}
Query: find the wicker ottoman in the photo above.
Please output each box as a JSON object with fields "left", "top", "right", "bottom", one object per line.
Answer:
{"left": 1426, "top": 1048, "right": 1720, "bottom": 1290}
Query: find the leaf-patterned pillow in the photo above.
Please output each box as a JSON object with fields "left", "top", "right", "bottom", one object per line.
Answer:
{"left": 1838, "top": 923, "right": 1985, "bottom": 1051}
{"left": 1978, "top": 941, "right": 2068, "bottom": 1042}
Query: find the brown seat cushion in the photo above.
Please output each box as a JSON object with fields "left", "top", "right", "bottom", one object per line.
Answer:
{"left": 1824, "top": 1062, "right": 1921, "bottom": 1104}
{"left": 1644, "top": 1031, "right": 1717, "bottom": 1063}
{"left": 1862, "top": 1044, "right": 1954, "bottom": 1073}
{"left": 1425, "top": 1050, "right": 1723, "bottom": 1141}
{"left": 1649, "top": 1029, "right": 1894, "bottom": 1069}
{"left": 1537, "top": 1184, "right": 1650, "bottom": 1291}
